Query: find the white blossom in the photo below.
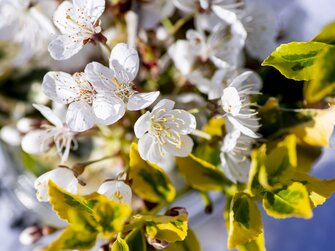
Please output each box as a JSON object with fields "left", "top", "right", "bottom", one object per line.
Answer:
{"left": 220, "top": 71, "right": 262, "bottom": 138}
{"left": 49, "top": 0, "right": 105, "bottom": 60}
{"left": 169, "top": 16, "right": 246, "bottom": 75}
{"left": 21, "top": 104, "right": 77, "bottom": 163}
{"left": 172, "top": 0, "right": 245, "bottom": 23}
{"left": 34, "top": 167, "right": 78, "bottom": 202}
{"left": 98, "top": 180, "right": 132, "bottom": 205}
{"left": 134, "top": 99, "right": 196, "bottom": 165}
{"left": 0, "top": 0, "right": 56, "bottom": 65}
{"left": 220, "top": 129, "right": 252, "bottom": 183}
{"left": 85, "top": 43, "right": 160, "bottom": 112}
{"left": 242, "top": 0, "right": 279, "bottom": 60}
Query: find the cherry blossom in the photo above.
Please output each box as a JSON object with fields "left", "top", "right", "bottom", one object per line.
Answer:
{"left": 49, "top": 0, "right": 105, "bottom": 60}
{"left": 134, "top": 99, "right": 196, "bottom": 165}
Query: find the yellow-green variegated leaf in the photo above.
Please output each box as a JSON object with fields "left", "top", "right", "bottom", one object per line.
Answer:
{"left": 305, "top": 47, "right": 335, "bottom": 102}
{"left": 293, "top": 171, "right": 335, "bottom": 207}
{"left": 144, "top": 214, "right": 188, "bottom": 243}
{"left": 45, "top": 226, "right": 97, "bottom": 251}
{"left": 125, "top": 228, "right": 147, "bottom": 251}
{"left": 129, "top": 143, "right": 176, "bottom": 203}
{"left": 263, "top": 182, "right": 312, "bottom": 219}
{"left": 92, "top": 196, "right": 131, "bottom": 239}
{"left": 237, "top": 232, "right": 266, "bottom": 251}
{"left": 228, "top": 193, "right": 263, "bottom": 249}
{"left": 176, "top": 154, "right": 230, "bottom": 192}
{"left": 262, "top": 42, "right": 330, "bottom": 81}
{"left": 312, "top": 22, "right": 335, "bottom": 45}
{"left": 48, "top": 180, "right": 97, "bottom": 223}
{"left": 165, "top": 229, "right": 202, "bottom": 251}
{"left": 111, "top": 235, "right": 130, "bottom": 251}
{"left": 202, "top": 117, "right": 225, "bottom": 137}
{"left": 246, "top": 146, "right": 266, "bottom": 197}
{"left": 290, "top": 106, "right": 335, "bottom": 147}
{"left": 259, "top": 135, "right": 297, "bottom": 190}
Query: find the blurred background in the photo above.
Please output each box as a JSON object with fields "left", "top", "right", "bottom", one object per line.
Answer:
{"left": 1, "top": 0, "right": 335, "bottom": 250}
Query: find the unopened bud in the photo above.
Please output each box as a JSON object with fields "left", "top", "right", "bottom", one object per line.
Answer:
{"left": 165, "top": 207, "right": 188, "bottom": 217}
{"left": 19, "top": 226, "right": 43, "bottom": 245}
{"left": 147, "top": 236, "right": 169, "bottom": 250}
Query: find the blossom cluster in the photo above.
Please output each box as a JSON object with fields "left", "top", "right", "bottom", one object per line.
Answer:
{"left": 0, "top": 0, "right": 302, "bottom": 249}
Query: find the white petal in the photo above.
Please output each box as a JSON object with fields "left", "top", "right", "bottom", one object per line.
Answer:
{"left": 53, "top": 1, "right": 76, "bottom": 34}
{"left": 34, "top": 168, "right": 78, "bottom": 202}
{"left": 92, "top": 94, "right": 125, "bottom": 125}
{"left": 84, "top": 61, "right": 116, "bottom": 91}
{"left": 98, "top": 180, "right": 132, "bottom": 205}
{"left": 33, "top": 104, "right": 63, "bottom": 128}
{"left": 48, "top": 35, "right": 83, "bottom": 60}
{"left": 221, "top": 152, "right": 250, "bottom": 183}
{"left": 168, "top": 40, "right": 195, "bottom": 75}
{"left": 221, "top": 130, "right": 241, "bottom": 152}
{"left": 42, "top": 71, "right": 77, "bottom": 104}
{"left": 227, "top": 115, "right": 260, "bottom": 138}
{"left": 165, "top": 110, "right": 196, "bottom": 134}
{"left": 221, "top": 87, "right": 242, "bottom": 116}
{"left": 152, "top": 99, "right": 175, "bottom": 112}
{"left": 21, "top": 130, "right": 53, "bottom": 155}
{"left": 0, "top": 126, "right": 21, "bottom": 146}
{"left": 134, "top": 111, "right": 151, "bottom": 138}
{"left": 66, "top": 101, "right": 95, "bottom": 132}
{"left": 127, "top": 91, "right": 160, "bottom": 111}
{"left": 73, "top": 0, "right": 105, "bottom": 23}
{"left": 211, "top": 5, "right": 237, "bottom": 23}
{"left": 110, "top": 43, "right": 139, "bottom": 82}
{"left": 163, "top": 135, "right": 193, "bottom": 157}
{"left": 138, "top": 134, "right": 163, "bottom": 164}
{"left": 172, "top": 0, "right": 195, "bottom": 13}
{"left": 186, "top": 71, "right": 212, "bottom": 94}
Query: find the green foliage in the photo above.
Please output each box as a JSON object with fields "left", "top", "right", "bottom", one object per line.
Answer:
{"left": 312, "top": 22, "right": 335, "bottom": 45}
{"left": 262, "top": 42, "right": 330, "bottom": 81}
{"left": 262, "top": 182, "right": 312, "bottom": 219}
{"left": 227, "top": 193, "right": 263, "bottom": 249}
{"left": 304, "top": 46, "right": 335, "bottom": 102}
{"left": 176, "top": 154, "right": 231, "bottom": 192}
{"left": 47, "top": 181, "right": 131, "bottom": 250}
{"left": 237, "top": 232, "right": 266, "bottom": 251}
{"left": 129, "top": 143, "right": 176, "bottom": 203}
{"left": 125, "top": 228, "right": 147, "bottom": 251}
{"left": 45, "top": 226, "right": 97, "bottom": 251}
{"left": 258, "top": 135, "right": 297, "bottom": 191}
{"left": 111, "top": 235, "right": 130, "bottom": 251}
{"left": 165, "top": 229, "right": 202, "bottom": 251}
{"left": 143, "top": 214, "right": 188, "bottom": 243}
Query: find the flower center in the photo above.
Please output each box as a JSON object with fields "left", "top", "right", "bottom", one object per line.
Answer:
{"left": 150, "top": 110, "right": 185, "bottom": 151}
{"left": 112, "top": 77, "right": 136, "bottom": 102}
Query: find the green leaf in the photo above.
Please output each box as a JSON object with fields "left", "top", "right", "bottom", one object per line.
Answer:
{"left": 305, "top": 46, "right": 335, "bottom": 102}
{"left": 176, "top": 154, "right": 230, "bottom": 192}
{"left": 48, "top": 180, "right": 96, "bottom": 223}
{"left": 312, "top": 22, "right": 335, "bottom": 45}
{"left": 143, "top": 214, "right": 188, "bottom": 243}
{"left": 263, "top": 182, "right": 312, "bottom": 219}
{"left": 125, "top": 228, "right": 147, "bottom": 251}
{"left": 129, "top": 143, "right": 176, "bottom": 203}
{"left": 259, "top": 135, "right": 297, "bottom": 190}
{"left": 202, "top": 117, "right": 225, "bottom": 137}
{"left": 237, "top": 232, "right": 266, "bottom": 251}
{"left": 246, "top": 146, "right": 266, "bottom": 197}
{"left": 262, "top": 42, "right": 330, "bottom": 81}
{"left": 92, "top": 196, "right": 131, "bottom": 238}
{"left": 45, "top": 226, "right": 97, "bottom": 251}
{"left": 293, "top": 171, "right": 335, "bottom": 207}
{"left": 228, "top": 193, "right": 263, "bottom": 249}
{"left": 290, "top": 106, "right": 335, "bottom": 147}
{"left": 165, "top": 229, "right": 202, "bottom": 251}
{"left": 111, "top": 235, "right": 130, "bottom": 251}
{"left": 21, "top": 151, "right": 50, "bottom": 176}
